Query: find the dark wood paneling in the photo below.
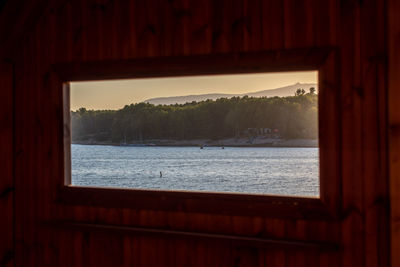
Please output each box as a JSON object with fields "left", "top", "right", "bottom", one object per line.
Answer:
{"left": 2, "top": 0, "right": 391, "bottom": 266}
{"left": 0, "top": 62, "right": 14, "bottom": 267}
{"left": 339, "top": 1, "right": 364, "bottom": 266}
{"left": 360, "top": 1, "right": 389, "bottom": 267}
{"left": 44, "top": 221, "right": 339, "bottom": 251}
{"left": 54, "top": 48, "right": 331, "bottom": 81}
{"left": 389, "top": 0, "right": 400, "bottom": 266}
{"left": 55, "top": 48, "right": 339, "bottom": 221}
{"left": 0, "top": 0, "right": 49, "bottom": 59}
{"left": 57, "top": 186, "right": 331, "bottom": 219}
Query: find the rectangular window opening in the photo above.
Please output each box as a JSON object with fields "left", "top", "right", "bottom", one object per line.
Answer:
{"left": 65, "top": 71, "right": 320, "bottom": 197}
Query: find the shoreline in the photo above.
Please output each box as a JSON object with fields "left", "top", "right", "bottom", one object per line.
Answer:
{"left": 72, "top": 138, "right": 318, "bottom": 148}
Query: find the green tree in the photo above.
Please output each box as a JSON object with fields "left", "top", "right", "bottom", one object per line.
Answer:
{"left": 295, "top": 88, "right": 306, "bottom": 96}
{"left": 71, "top": 94, "right": 318, "bottom": 142}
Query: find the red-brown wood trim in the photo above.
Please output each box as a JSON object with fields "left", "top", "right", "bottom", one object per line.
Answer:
{"left": 63, "top": 83, "right": 71, "bottom": 186}
{"left": 44, "top": 220, "right": 340, "bottom": 252}
{"left": 57, "top": 186, "right": 330, "bottom": 220}
{"left": 53, "top": 48, "right": 332, "bottom": 81}
{"left": 55, "top": 48, "right": 341, "bottom": 220}
{"left": 317, "top": 47, "right": 342, "bottom": 218}
{"left": 0, "top": 62, "right": 14, "bottom": 267}
{"left": 389, "top": 0, "right": 400, "bottom": 264}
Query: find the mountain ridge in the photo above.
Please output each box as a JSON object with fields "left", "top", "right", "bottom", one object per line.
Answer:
{"left": 144, "top": 83, "right": 317, "bottom": 105}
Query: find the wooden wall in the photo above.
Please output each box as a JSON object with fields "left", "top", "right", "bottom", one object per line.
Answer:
{"left": 0, "top": 0, "right": 394, "bottom": 266}
{"left": 0, "top": 63, "right": 13, "bottom": 267}
{"left": 389, "top": 0, "right": 400, "bottom": 266}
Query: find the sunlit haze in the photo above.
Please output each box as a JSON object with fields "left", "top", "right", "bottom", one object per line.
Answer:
{"left": 70, "top": 71, "right": 317, "bottom": 110}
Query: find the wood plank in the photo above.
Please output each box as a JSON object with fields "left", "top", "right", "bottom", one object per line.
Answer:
{"left": 39, "top": 9, "right": 60, "bottom": 265}
{"left": 230, "top": 0, "right": 245, "bottom": 52}
{"left": 171, "top": 0, "right": 190, "bottom": 56}
{"left": 389, "top": 0, "right": 400, "bottom": 266}
{"left": 285, "top": 220, "right": 307, "bottom": 267}
{"left": 16, "top": 30, "right": 43, "bottom": 266}
{"left": 244, "top": 0, "right": 262, "bottom": 51}
{"left": 339, "top": 1, "right": 367, "bottom": 267}
{"left": 85, "top": 0, "right": 101, "bottom": 61}
{"left": 44, "top": 221, "right": 339, "bottom": 251}
{"left": 0, "top": 0, "right": 48, "bottom": 59}
{"left": 140, "top": 0, "right": 161, "bottom": 57}
{"left": 116, "top": 0, "right": 131, "bottom": 59}
{"left": 210, "top": 0, "right": 232, "bottom": 53}
{"left": 314, "top": 0, "right": 331, "bottom": 46}
{"left": 261, "top": 0, "right": 284, "bottom": 50}
{"left": 69, "top": 0, "right": 84, "bottom": 61}
{"left": 189, "top": 0, "right": 212, "bottom": 54}
{"left": 283, "top": 0, "right": 315, "bottom": 49}
{"left": 57, "top": 185, "right": 330, "bottom": 219}
{"left": 13, "top": 42, "right": 29, "bottom": 267}
{"left": 360, "top": 1, "right": 389, "bottom": 267}
{"left": 159, "top": 0, "right": 174, "bottom": 57}
{"left": 318, "top": 48, "right": 341, "bottom": 215}
{"left": 54, "top": 48, "right": 331, "bottom": 82}
{"left": 0, "top": 62, "right": 13, "bottom": 267}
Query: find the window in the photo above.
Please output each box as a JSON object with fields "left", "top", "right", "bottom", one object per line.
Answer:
{"left": 58, "top": 49, "right": 340, "bottom": 219}
{"left": 67, "top": 72, "right": 319, "bottom": 197}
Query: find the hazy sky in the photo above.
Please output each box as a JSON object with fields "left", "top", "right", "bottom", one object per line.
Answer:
{"left": 70, "top": 71, "right": 317, "bottom": 110}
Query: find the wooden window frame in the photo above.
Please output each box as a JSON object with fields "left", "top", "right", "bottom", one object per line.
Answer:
{"left": 55, "top": 48, "right": 340, "bottom": 220}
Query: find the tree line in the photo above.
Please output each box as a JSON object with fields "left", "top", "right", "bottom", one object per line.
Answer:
{"left": 71, "top": 89, "right": 318, "bottom": 143}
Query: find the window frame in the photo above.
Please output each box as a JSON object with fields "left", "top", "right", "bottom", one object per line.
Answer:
{"left": 55, "top": 48, "right": 341, "bottom": 220}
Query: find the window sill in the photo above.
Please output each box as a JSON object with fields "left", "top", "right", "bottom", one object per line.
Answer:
{"left": 57, "top": 185, "right": 334, "bottom": 220}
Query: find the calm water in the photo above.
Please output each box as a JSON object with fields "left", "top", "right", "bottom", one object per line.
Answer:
{"left": 71, "top": 145, "right": 319, "bottom": 197}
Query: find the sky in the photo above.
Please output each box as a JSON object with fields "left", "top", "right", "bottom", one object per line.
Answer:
{"left": 70, "top": 71, "right": 318, "bottom": 110}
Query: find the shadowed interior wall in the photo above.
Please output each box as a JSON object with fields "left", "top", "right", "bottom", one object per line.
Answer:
{"left": 0, "top": 0, "right": 394, "bottom": 266}
{"left": 0, "top": 63, "right": 13, "bottom": 267}
{"left": 389, "top": 0, "right": 400, "bottom": 266}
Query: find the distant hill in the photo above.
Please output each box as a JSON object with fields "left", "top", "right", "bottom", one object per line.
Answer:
{"left": 144, "top": 83, "right": 317, "bottom": 105}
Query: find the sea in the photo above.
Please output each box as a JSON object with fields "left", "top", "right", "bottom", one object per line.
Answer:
{"left": 71, "top": 144, "right": 319, "bottom": 197}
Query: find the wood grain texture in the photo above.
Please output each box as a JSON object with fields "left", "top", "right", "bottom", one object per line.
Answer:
{"left": 360, "top": 1, "right": 389, "bottom": 267}
{"left": 0, "top": 0, "right": 392, "bottom": 266}
{"left": 389, "top": 0, "right": 400, "bottom": 266}
{"left": 339, "top": 1, "right": 364, "bottom": 266}
{"left": 0, "top": 62, "right": 14, "bottom": 267}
